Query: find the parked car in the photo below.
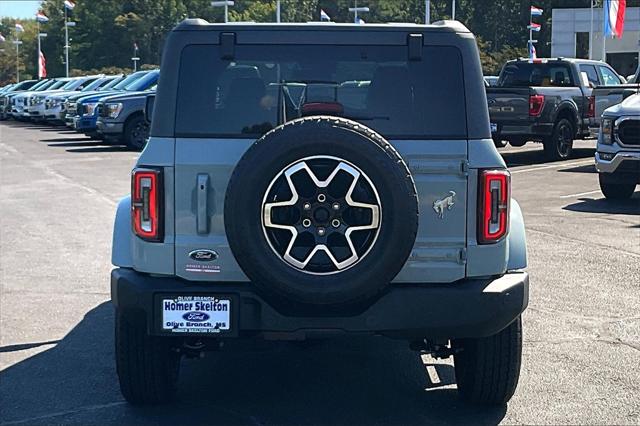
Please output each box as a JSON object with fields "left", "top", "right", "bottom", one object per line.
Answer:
{"left": 63, "top": 76, "right": 125, "bottom": 127}
{"left": 487, "top": 58, "right": 622, "bottom": 160}
{"left": 9, "top": 79, "right": 61, "bottom": 120}
{"left": 73, "top": 70, "right": 157, "bottom": 137}
{"left": 111, "top": 20, "right": 529, "bottom": 406}
{"left": 29, "top": 76, "right": 100, "bottom": 122}
{"left": 596, "top": 93, "right": 640, "bottom": 199}
{"left": 43, "top": 75, "right": 116, "bottom": 124}
{"left": 0, "top": 80, "right": 39, "bottom": 120}
{"left": 95, "top": 70, "right": 159, "bottom": 148}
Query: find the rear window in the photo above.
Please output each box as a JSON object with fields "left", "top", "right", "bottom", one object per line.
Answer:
{"left": 175, "top": 44, "right": 466, "bottom": 139}
{"left": 498, "top": 63, "right": 575, "bottom": 87}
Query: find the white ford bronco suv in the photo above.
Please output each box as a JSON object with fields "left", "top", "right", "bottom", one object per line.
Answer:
{"left": 111, "top": 20, "right": 529, "bottom": 406}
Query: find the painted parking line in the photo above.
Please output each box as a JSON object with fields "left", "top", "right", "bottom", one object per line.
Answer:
{"left": 510, "top": 159, "right": 594, "bottom": 174}
{"left": 560, "top": 189, "right": 602, "bottom": 199}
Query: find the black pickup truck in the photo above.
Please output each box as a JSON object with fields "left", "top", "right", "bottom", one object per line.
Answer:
{"left": 487, "top": 58, "right": 623, "bottom": 160}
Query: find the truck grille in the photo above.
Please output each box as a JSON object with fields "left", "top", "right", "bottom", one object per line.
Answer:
{"left": 618, "top": 120, "right": 640, "bottom": 146}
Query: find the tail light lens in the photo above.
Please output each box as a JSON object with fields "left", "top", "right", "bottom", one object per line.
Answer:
{"left": 478, "top": 170, "right": 510, "bottom": 244}
{"left": 587, "top": 95, "right": 595, "bottom": 118}
{"left": 132, "top": 168, "right": 163, "bottom": 241}
{"left": 529, "top": 94, "right": 545, "bottom": 116}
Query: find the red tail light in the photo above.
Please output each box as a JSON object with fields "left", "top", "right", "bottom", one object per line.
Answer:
{"left": 478, "top": 170, "right": 510, "bottom": 244}
{"left": 587, "top": 95, "right": 595, "bottom": 118}
{"left": 132, "top": 168, "right": 163, "bottom": 241}
{"left": 529, "top": 94, "right": 545, "bottom": 116}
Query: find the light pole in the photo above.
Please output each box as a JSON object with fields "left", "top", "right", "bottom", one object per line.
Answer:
{"left": 452, "top": 0, "right": 456, "bottom": 20}
{"left": 348, "top": 1, "right": 369, "bottom": 24}
{"left": 13, "top": 39, "right": 23, "bottom": 82}
{"left": 276, "top": 0, "right": 281, "bottom": 23}
{"left": 132, "top": 43, "right": 140, "bottom": 72}
{"left": 211, "top": 1, "right": 235, "bottom": 23}
{"left": 425, "top": 0, "right": 430, "bottom": 24}
{"left": 64, "top": 9, "right": 76, "bottom": 77}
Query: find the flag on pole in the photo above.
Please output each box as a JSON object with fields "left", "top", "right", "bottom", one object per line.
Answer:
{"left": 134, "top": 42, "right": 139, "bottom": 52}
{"left": 36, "top": 12, "right": 49, "bottom": 23}
{"left": 64, "top": 0, "right": 76, "bottom": 10}
{"left": 39, "top": 51, "right": 47, "bottom": 78}
{"left": 358, "top": 18, "right": 365, "bottom": 24}
{"left": 320, "top": 9, "right": 331, "bottom": 22}
{"left": 0, "top": 34, "right": 5, "bottom": 42}
{"left": 604, "top": 0, "right": 626, "bottom": 38}
{"left": 15, "top": 23, "right": 25, "bottom": 32}
{"left": 527, "top": 23, "right": 541, "bottom": 31}
{"left": 528, "top": 42, "right": 537, "bottom": 60}
{"left": 530, "top": 6, "right": 543, "bottom": 16}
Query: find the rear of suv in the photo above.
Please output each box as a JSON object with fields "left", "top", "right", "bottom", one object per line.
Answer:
{"left": 111, "top": 20, "right": 529, "bottom": 407}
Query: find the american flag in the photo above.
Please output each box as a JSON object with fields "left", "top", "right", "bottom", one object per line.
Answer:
{"left": 36, "top": 12, "right": 49, "bottom": 23}
{"left": 15, "top": 23, "right": 25, "bottom": 32}
{"left": 64, "top": 0, "right": 76, "bottom": 10}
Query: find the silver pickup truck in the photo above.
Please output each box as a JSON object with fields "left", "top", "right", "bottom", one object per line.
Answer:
{"left": 596, "top": 92, "right": 640, "bottom": 199}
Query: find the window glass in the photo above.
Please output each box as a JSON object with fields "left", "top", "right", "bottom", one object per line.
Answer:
{"left": 598, "top": 66, "right": 621, "bottom": 86}
{"left": 579, "top": 64, "right": 599, "bottom": 86}
{"left": 176, "top": 44, "right": 466, "bottom": 139}
{"left": 498, "top": 63, "right": 575, "bottom": 87}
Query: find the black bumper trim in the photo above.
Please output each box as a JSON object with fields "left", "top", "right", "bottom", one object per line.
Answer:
{"left": 111, "top": 268, "right": 529, "bottom": 340}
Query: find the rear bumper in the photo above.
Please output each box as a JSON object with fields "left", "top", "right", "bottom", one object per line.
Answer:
{"left": 492, "top": 121, "right": 553, "bottom": 140}
{"left": 111, "top": 268, "right": 529, "bottom": 340}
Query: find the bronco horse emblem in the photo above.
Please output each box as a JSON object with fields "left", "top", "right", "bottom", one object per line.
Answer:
{"left": 433, "top": 191, "right": 456, "bottom": 219}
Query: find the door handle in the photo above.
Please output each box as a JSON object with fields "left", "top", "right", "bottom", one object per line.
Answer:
{"left": 197, "top": 174, "right": 209, "bottom": 234}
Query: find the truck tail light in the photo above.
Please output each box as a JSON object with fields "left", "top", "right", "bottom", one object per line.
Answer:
{"left": 132, "top": 168, "right": 163, "bottom": 241}
{"left": 478, "top": 170, "right": 510, "bottom": 244}
{"left": 529, "top": 94, "right": 545, "bottom": 116}
{"left": 587, "top": 96, "right": 595, "bottom": 118}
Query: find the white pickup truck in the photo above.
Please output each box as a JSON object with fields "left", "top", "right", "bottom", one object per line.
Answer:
{"left": 596, "top": 92, "right": 640, "bottom": 199}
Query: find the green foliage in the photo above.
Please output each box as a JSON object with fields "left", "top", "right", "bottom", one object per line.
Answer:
{"left": 2, "top": 0, "right": 639, "bottom": 83}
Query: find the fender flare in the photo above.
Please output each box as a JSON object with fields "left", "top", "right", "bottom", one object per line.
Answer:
{"left": 507, "top": 199, "right": 527, "bottom": 271}
{"left": 552, "top": 102, "right": 580, "bottom": 133}
{"left": 111, "top": 195, "right": 133, "bottom": 267}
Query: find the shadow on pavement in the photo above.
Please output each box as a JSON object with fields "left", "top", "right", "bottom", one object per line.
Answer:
{"left": 47, "top": 141, "right": 105, "bottom": 148}
{"left": 558, "top": 163, "right": 596, "bottom": 174}
{"left": 500, "top": 147, "right": 594, "bottom": 167}
{"left": 42, "top": 138, "right": 95, "bottom": 144}
{"left": 66, "top": 146, "right": 132, "bottom": 153}
{"left": 0, "top": 302, "right": 507, "bottom": 425}
{"left": 563, "top": 195, "right": 640, "bottom": 215}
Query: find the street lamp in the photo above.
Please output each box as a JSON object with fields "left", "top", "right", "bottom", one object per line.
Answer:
{"left": 13, "top": 39, "right": 23, "bottom": 82}
{"left": 211, "top": 1, "right": 235, "bottom": 23}
{"left": 348, "top": 3, "right": 370, "bottom": 24}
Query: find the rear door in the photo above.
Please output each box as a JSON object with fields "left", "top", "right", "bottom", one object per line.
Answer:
{"left": 172, "top": 34, "right": 468, "bottom": 283}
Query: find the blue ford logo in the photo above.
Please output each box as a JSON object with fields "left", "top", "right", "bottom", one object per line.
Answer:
{"left": 188, "top": 249, "right": 218, "bottom": 262}
{"left": 182, "top": 312, "right": 210, "bottom": 322}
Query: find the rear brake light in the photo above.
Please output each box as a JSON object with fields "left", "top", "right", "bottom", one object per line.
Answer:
{"left": 132, "top": 168, "right": 163, "bottom": 241}
{"left": 587, "top": 96, "right": 595, "bottom": 118}
{"left": 529, "top": 94, "right": 544, "bottom": 116}
{"left": 478, "top": 170, "right": 510, "bottom": 244}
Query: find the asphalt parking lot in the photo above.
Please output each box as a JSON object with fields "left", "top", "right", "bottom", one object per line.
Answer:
{"left": 0, "top": 121, "right": 638, "bottom": 425}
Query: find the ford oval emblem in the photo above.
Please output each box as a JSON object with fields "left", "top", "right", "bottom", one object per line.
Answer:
{"left": 189, "top": 249, "right": 218, "bottom": 262}
{"left": 182, "top": 311, "right": 210, "bottom": 322}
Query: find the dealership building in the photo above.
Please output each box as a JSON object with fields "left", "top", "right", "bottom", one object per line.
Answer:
{"left": 551, "top": 6, "right": 640, "bottom": 77}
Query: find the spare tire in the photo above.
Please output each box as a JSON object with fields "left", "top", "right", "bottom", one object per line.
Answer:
{"left": 225, "top": 117, "right": 418, "bottom": 310}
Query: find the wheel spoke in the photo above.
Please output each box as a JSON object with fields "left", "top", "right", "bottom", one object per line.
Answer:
{"left": 262, "top": 156, "right": 381, "bottom": 274}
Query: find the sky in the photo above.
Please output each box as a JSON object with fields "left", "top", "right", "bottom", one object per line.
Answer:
{"left": 0, "top": 0, "right": 43, "bottom": 19}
